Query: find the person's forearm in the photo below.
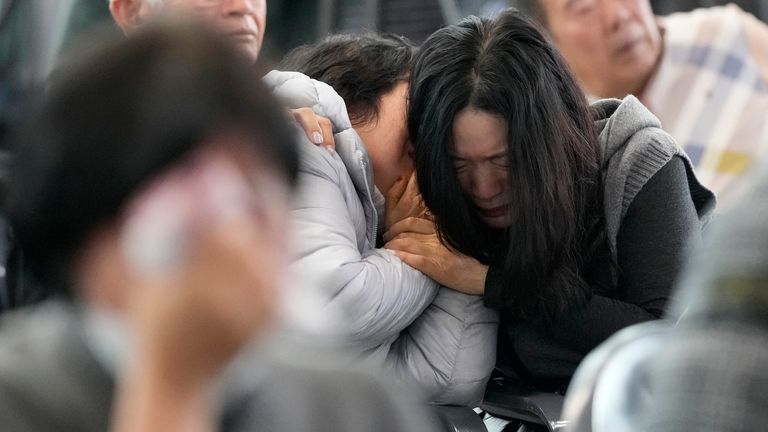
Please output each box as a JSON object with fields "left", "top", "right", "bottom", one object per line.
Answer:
{"left": 548, "top": 293, "right": 662, "bottom": 354}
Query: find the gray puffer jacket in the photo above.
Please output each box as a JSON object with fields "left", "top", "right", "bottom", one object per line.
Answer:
{"left": 264, "top": 71, "right": 498, "bottom": 406}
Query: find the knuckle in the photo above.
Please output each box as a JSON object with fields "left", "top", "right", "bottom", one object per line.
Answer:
{"left": 293, "top": 107, "right": 312, "bottom": 117}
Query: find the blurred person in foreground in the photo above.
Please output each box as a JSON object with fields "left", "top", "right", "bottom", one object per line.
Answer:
{"left": 516, "top": 0, "right": 768, "bottom": 197}
{"left": 263, "top": 33, "right": 498, "bottom": 406}
{"left": 0, "top": 21, "right": 437, "bottom": 432}
{"left": 636, "top": 160, "right": 768, "bottom": 431}
{"left": 0, "top": 0, "right": 332, "bottom": 314}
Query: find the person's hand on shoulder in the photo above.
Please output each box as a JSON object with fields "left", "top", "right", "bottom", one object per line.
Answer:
{"left": 292, "top": 107, "right": 336, "bottom": 150}
{"left": 384, "top": 216, "right": 488, "bottom": 296}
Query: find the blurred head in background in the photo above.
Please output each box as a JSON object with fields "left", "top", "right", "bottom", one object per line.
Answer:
{"left": 280, "top": 33, "right": 416, "bottom": 194}
{"left": 109, "top": 0, "right": 267, "bottom": 62}
{"left": 516, "top": 0, "right": 662, "bottom": 98}
{"left": 7, "top": 20, "right": 297, "bottom": 348}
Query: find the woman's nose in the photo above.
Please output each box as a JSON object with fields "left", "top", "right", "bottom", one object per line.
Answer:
{"left": 471, "top": 168, "right": 501, "bottom": 202}
{"left": 221, "top": 0, "right": 254, "bottom": 16}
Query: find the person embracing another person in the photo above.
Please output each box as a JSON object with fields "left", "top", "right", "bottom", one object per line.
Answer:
{"left": 385, "top": 9, "right": 715, "bottom": 395}
{"left": 265, "top": 33, "right": 499, "bottom": 406}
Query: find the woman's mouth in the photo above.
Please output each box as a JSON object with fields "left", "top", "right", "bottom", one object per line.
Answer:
{"left": 477, "top": 205, "right": 509, "bottom": 218}
{"left": 227, "top": 31, "right": 257, "bottom": 42}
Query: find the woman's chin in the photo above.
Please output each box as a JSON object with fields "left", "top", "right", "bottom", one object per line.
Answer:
{"left": 480, "top": 214, "right": 511, "bottom": 229}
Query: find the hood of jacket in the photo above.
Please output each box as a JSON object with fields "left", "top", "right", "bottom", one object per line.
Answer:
{"left": 593, "top": 95, "right": 663, "bottom": 168}
{"left": 592, "top": 95, "right": 715, "bottom": 258}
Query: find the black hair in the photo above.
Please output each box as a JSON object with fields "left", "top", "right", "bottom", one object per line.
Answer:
{"left": 7, "top": 20, "right": 299, "bottom": 294}
{"left": 279, "top": 33, "right": 416, "bottom": 126}
{"left": 408, "top": 10, "right": 604, "bottom": 320}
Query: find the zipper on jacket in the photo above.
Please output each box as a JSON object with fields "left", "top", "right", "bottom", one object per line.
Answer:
{"left": 355, "top": 149, "right": 378, "bottom": 245}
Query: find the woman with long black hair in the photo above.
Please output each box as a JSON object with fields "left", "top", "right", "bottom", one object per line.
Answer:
{"left": 385, "top": 9, "right": 715, "bottom": 387}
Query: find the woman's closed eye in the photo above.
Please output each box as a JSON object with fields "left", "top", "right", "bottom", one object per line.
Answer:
{"left": 491, "top": 155, "right": 510, "bottom": 168}
{"left": 452, "top": 160, "right": 469, "bottom": 173}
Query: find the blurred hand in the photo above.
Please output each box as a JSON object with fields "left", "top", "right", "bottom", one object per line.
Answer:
{"left": 112, "top": 146, "right": 287, "bottom": 432}
{"left": 384, "top": 217, "right": 487, "bottom": 296}
{"left": 292, "top": 107, "right": 336, "bottom": 150}
{"left": 113, "top": 207, "right": 282, "bottom": 432}
{"left": 384, "top": 172, "right": 428, "bottom": 233}
{"left": 129, "top": 209, "right": 279, "bottom": 390}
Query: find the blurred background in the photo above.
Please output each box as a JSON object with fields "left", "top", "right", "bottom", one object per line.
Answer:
{"left": 3, "top": 0, "right": 768, "bottom": 196}
{"left": 2, "top": 0, "right": 767, "bottom": 198}
{"left": 5, "top": 0, "right": 768, "bottom": 79}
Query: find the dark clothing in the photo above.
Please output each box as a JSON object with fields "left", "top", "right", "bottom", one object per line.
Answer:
{"left": 483, "top": 97, "right": 714, "bottom": 385}
{"left": 0, "top": 301, "right": 439, "bottom": 432}
{"left": 487, "top": 158, "right": 701, "bottom": 383}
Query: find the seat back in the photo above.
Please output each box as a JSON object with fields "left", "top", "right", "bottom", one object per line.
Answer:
{"left": 561, "top": 320, "right": 671, "bottom": 432}
{"left": 481, "top": 378, "right": 566, "bottom": 431}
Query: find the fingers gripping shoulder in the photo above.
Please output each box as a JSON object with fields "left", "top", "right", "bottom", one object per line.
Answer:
{"left": 264, "top": 70, "right": 353, "bottom": 132}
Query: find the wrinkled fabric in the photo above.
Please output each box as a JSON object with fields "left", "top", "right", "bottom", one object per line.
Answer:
{"left": 594, "top": 95, "right": 715, "bottom": 260}
{"left": 264, "top": 70, "right": 498, "bottom": 405}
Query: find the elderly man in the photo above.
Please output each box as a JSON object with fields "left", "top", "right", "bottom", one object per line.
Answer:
{"left": 108, "top": 0, "right": 338, "bottom": 148}
{"left": 518, "top": 0, "right": 768, "bottom": 197}
{"left": 109, "top": 0, "right": 266, "bottom": 62}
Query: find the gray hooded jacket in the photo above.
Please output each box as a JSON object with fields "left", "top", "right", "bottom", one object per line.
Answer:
{"left": 595, "top": 95, "right": 715, "bottom": 260}
{"left": 264, "top": 71, "right": 498, "bottom": 406}
{"left": 489, "top": 95, "right": 715, "bottom": 382}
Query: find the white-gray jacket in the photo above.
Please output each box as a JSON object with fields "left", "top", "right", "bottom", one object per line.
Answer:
{"left": 265, "top": 70, "right": 498, "bottom": 406}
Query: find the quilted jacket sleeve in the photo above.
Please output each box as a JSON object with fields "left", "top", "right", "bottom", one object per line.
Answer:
{"left": 388, "top": 290, "right": 498, "bottom": 405}
{"left": 265, "top": 70, "right": 498, "bottom": 406}
{"left": 291, "top": 141, "right": 440, "bottom": 349}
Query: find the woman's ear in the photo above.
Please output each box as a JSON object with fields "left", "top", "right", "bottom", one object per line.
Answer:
{"left": 109, "top": 0, "right": 152, "bottom": 33}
